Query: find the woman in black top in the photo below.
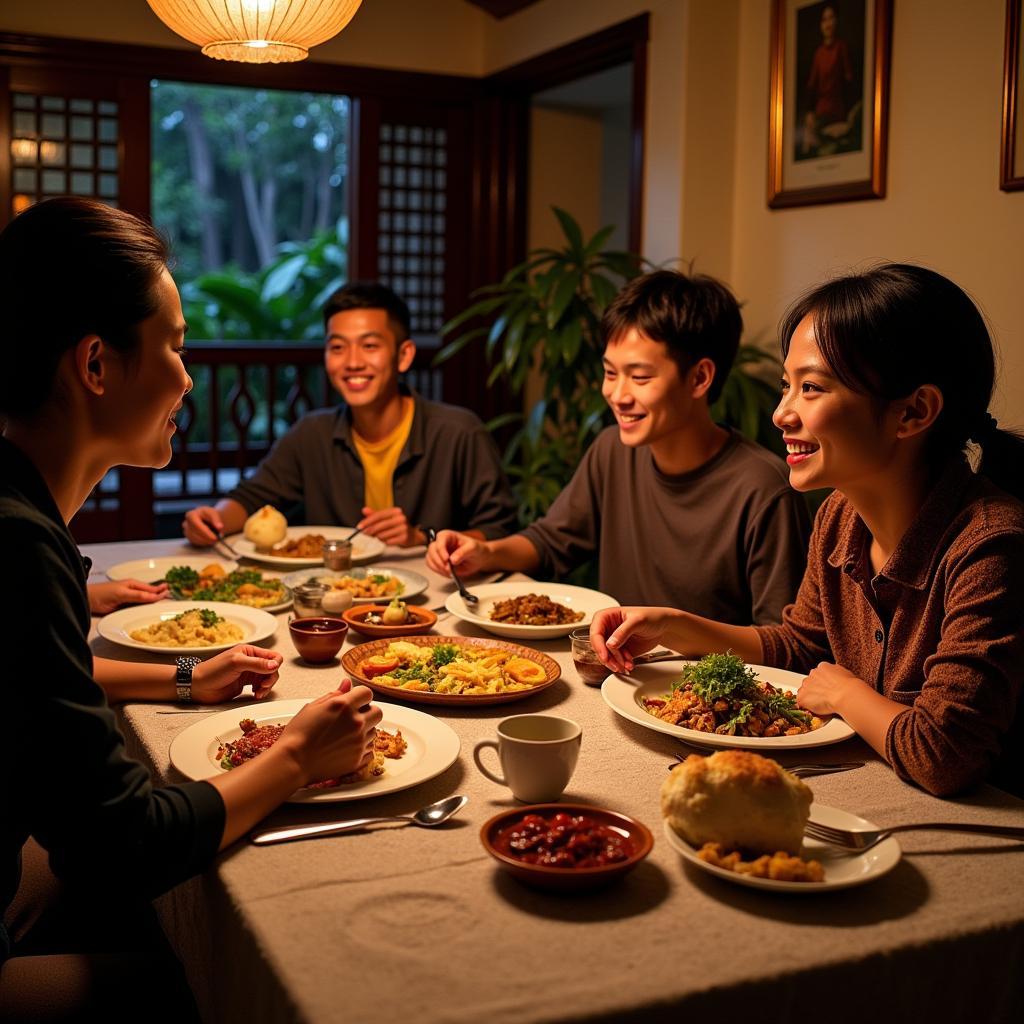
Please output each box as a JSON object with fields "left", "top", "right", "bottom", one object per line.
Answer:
{"left": 0, "top": 198, "right": 382, "bottom": 1019}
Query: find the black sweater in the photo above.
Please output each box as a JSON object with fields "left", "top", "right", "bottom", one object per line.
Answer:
{"left": 0, "top": 437, "right": 225, "bottom": 945}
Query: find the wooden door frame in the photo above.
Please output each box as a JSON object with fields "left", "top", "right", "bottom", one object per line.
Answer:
{"left": 484, "top": 13, "right": 649, "bottom": 258}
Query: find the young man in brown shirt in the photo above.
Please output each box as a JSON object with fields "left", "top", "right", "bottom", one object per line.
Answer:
{"left": 183, "top": 283, "right": 517, "bottom": 548}
{"left": 591, "top": 264, "right": 1024, "bottom": 797}
{"left": 427, "top": 270, "right": 810, "bottom": 625}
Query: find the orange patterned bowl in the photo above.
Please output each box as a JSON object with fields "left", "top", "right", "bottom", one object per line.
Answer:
{"left": 341, "top": 604, "right": 439, "bottom": 639}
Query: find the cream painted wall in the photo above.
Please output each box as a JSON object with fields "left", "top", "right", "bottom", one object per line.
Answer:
{"left": 0, "top": 0, "right": 487, "bottom": 76}
{"left": 527, "top": 106, "right": 603, "bottom": 251}
{"left": 730, "top": 0, "right": 1024, "bottom": 422}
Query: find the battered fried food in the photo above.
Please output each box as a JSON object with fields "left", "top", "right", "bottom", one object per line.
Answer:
{"left": 271, "top": 534, "right": 328, "bottom": 558}
{"left": 697, "top": 842, "right": 825, "bottom": 882}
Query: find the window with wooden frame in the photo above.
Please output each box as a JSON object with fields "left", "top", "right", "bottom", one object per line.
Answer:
{"left": 0, "top": 32, "right": 491, "bottom": 542}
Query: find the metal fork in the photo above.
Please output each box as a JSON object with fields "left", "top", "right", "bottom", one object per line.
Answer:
{"left": 804, "top": 818, "right": 1024, "bottom": 852}
{"left": 214, "top": 529, "right": 242, "bottom": 559}
{"left": 667, "top": 754, "right": 864, "bottom": 778}
{"left": 423, "top": 526, "right": 478, "bottom": 604}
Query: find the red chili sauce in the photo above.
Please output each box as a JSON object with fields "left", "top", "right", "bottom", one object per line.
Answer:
{"left": 493, "top": 812, "right": 635, "bottom": 868}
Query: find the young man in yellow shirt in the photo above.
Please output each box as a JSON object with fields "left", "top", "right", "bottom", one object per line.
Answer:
{"left": 184, "top": 283, "right": 517, "bottom": 547}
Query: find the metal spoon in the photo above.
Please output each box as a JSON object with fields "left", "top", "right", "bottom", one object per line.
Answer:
{"left": 249, "top": 794, "right": 469, "bottom": 846}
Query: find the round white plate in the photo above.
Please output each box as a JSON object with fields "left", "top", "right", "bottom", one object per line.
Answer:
{"left": 445, "top": 581, "right": 619, "bottom": 639}
{"left": 97, "top": 600, "right": 278, "bottom": 655}
{"left": 169, "top": 699, "right": 461, "bottom": 803}
{"left": 601, "top": 660, "right": 856, "bottom": 750}
{"left": 227, "top": 525, "right": 385, "bottom": 568}
{"left": 663, "top": 803, "right": 901, "bottom": 892}
{"left": 280, "top": 566, "right": 429, "bottom": 604}
{"left": 106, "top": 556, "right": 238, "bottom": 583}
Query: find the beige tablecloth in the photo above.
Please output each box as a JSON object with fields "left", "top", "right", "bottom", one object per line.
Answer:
{"left": 85, "top": 539, "right": 1024, "bottom": 1024}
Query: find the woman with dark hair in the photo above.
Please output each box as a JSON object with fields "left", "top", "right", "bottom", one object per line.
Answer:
{"left": 591, "top": 263, "right": 1024, "bottom": 798}
{"left": 0, "top": 198, "right": 382, "bottom": 1019}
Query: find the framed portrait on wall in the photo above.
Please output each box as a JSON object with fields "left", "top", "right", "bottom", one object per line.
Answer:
{"left": 768, "top": 0, "right": 893, "bottom": 208}
{"left": 1002, "top": 0, "right": 1024, "bottom": 191}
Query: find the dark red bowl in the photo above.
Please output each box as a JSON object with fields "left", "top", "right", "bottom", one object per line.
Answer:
{"left": 480, "top": 803, "right": 654, "bottom": 892}
{"left": 289, "top": 616, "right": 349, "bottom": 663}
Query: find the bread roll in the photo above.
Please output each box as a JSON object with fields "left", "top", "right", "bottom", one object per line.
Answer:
{"left": 661, "top": 750, "right": 812, "bottom": 855}
{"left": 243, "top": 505, "right": 287, "bottom": 551}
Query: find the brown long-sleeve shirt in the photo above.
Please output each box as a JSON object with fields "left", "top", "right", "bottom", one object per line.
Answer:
{"left": 755, "top": 459, "right": 1024, "bottom": 797}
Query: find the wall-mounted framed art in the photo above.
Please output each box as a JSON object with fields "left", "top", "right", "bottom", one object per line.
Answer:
{"left": 1002, "top": 0, "right": 1024, "bottom": 191}
{"left": 768, "top": 0, "right": 893, "bottom": 208}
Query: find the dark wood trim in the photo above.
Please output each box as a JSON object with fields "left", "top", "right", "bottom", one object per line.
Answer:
{"left": 351, "top": 95, "right": 380, "bottom": 280}
{"left": 1002, "top": 0, "right": 1024, "bottom": 191}
{"left": 0, "top": 69, "right": 11, "bottom": 221}
{"left": 628, "top": 32, "right": 648, "bottom": 256}
{"left": 486, "top": 13, "right": 649, "bottom": 93}
{"left": 0, "top": 31, "right": 481, "bottom": 105}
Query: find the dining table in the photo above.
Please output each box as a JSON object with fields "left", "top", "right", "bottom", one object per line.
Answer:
{"left": 83, "top": 537, "right": 1024, "bottom": 1024}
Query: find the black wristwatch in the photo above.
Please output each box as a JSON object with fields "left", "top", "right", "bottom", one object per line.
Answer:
{"left": 176, "top": 656, "right": 201, "bottom": 703}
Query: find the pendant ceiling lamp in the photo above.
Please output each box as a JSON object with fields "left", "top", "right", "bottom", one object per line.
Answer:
{"left": 146, "top": 1, "right": 364, "bottom": 64}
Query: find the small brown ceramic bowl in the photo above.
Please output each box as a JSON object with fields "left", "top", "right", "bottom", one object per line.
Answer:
{"left": 480, "top": 803, "right": 654, "bottom": 892}
{"left": 288, "top": 616, "right": 349, "bottom": 663}
{"left": 341, "top": 605, "right": 439, "bottom": 639}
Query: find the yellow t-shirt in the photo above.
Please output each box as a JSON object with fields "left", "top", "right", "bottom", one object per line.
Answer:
{"left": 352, "top": 398, "right": 415, "bottom": 510}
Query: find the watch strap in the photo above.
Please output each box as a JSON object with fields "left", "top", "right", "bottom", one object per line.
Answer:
{"left": 175, "top": 656, "right": 200, "bottom": 703}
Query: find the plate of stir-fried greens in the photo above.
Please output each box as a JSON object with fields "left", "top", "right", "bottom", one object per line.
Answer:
{"left": 164, "top": 564, "right": 291, "bottom": 612}
{"left": 601, "top": 653, "right": 856, "bottom": 749}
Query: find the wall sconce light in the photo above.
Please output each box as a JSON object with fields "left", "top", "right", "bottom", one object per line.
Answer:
{"left": 146, "top": 0, "right": 363, "bottom": 64}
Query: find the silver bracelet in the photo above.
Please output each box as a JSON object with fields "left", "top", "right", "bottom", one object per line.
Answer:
{"left": 175, "top": 656, "right": 201, "bottom": 703}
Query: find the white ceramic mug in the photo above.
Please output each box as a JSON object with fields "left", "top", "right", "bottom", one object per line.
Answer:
{"left": 473, "top": 714, "right": 582, "bottom": 802}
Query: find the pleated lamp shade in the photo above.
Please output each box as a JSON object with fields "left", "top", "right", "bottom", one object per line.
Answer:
{"left": 147, "top": 0, "right": 364, "bottom": 63}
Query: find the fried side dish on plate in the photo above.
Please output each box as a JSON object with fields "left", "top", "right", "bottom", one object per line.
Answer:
{"left": 696, "top": 842, "right": 824, "bottom": 882}
{"left": 271, "top": 534, "right": 328, "bottom": 558}
{"left": 360, "top": 640, "right": 548, "bottom": 695}
{"left": 662, "top": 749, "right": 824, "bottom": 882}
{"left": 488, "top": 593, "right": 584, "bottom": 626}
{"left": 642, "top": 652, "right": 823, "bottom": 737}
{"left": 216, "top": 718, "right": 407, "bottom": 788}
{"left": 323, "top": 573, "right": 403, "bottom": 599}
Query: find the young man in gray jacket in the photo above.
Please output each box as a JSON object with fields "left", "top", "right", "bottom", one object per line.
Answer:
{"left": 184, "top": 282, "right": 517, "bottom": 548}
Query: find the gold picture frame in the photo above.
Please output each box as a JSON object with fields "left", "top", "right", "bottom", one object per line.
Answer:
{"left": 1002, "top": 0, "right": 1024, "bottom": 190}
{"left": 768, "top": 0, "right": 893, "bottom": 208}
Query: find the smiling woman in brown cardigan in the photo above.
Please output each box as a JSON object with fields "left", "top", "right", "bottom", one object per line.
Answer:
{"left": 590, "top": 264, "right": 1024, "bottom": 798}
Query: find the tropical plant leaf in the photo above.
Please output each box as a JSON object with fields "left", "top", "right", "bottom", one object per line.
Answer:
{"left": 547, "top": 269, "right": 581, "bottom": 329}
{"left": 261, "top": 254, "right": 307, "bottom": 302}
{"left": 553, "top": 207, "right": 585, "bottom": 257}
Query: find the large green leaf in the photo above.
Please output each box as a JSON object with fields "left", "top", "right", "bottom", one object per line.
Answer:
{"left": 553, "top": 207, "right": 585, "bottom": 258}
{"left": 547, "top": 269, "right": 581, "bottom": 329}
{"left": 261, "top": 254, "right": 308, "bottom": 302}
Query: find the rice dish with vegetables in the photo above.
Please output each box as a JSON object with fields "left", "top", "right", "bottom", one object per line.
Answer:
{"left": 642, "top": 653, "right": 824, "bottom": 737}
{"left": 129, "top": 608, "right": 243, "bottom": 648}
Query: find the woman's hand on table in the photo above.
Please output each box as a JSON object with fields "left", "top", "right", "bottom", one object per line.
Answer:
{"left": 88, "top": 579, "right": 168, "bottom": 615}
{"left": 589, "top": 606, "right": 683, "bottom": 673}
{"left": 278, "top": 679, "right": 383, "bottom": 784}
{"left": 192, "top": 645, "right": 284, "bottom": 703}
{"left": 425, "top": 529, "right": 490, "bottom": 576}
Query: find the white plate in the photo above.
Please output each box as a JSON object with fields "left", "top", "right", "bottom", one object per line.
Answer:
{"left": 280, "top": 566, "right": 429, "bottom": 603}
{"left": 601, "top": 660, "right": 856, "bottom": 749}
{"left": 663, "top": 803, "right": 902, "bottom": 892}
{"left": 227, "top": 525, "right": 385, "bottom": 568}
{"left": 106, "top": 556, "right": 238, "bottom": 583}
{"left": 97, "top": 600, "right": 278, "bottom": 655}
{"left": 445, "top": 581, "right": 619, "bottom": 639}
{"left": 169, "top": 699, "right": 461, "bottom": 803}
